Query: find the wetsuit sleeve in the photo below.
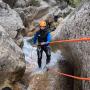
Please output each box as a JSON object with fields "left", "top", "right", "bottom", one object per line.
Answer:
{"left": 46, "top": 32, "right": 52, "bottom": 44}
{"left": 33, "top": 32, "right": 38, "bottom": 44}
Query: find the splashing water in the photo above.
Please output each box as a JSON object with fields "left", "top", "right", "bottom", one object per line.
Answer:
{"left": 22, "top": 37, "right": 62, "bottom": 71}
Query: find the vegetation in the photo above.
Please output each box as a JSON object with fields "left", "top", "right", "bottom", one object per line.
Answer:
{"left": 68, "top": 0, "right": 81, "bottom": 7}
{"left": 56, "top": 0, "right": 81, "bottom": 7}
{"left": 30, "top": 0, "right": 40, "bottom": 6}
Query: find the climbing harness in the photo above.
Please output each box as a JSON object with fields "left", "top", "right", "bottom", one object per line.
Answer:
{"left": 48, "top": 68, "right": 90, "bottom": 81}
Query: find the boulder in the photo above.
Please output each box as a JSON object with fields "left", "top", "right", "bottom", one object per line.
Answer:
{"left": 14, "top": 6, "right": 38, "bottom": 27}
{"left": 0, "top": 25, "right": 26, "bottom": 88}
{"left": 53, "top": 0, "right": 90, "bottom": 90}
{"left": 0, "top": 1, "right": 24, "bottom": 39}
{"left": 2, "top": 0, "right": 17, "bottom": 8}
{"left": 14, "top": 0, "right": 29, "bottom": 8}
{"left": 15, "top": 5, "right": 49, "bottom": 28}
{"left": 2, "top": 0, "right": 32, "bottom": 8}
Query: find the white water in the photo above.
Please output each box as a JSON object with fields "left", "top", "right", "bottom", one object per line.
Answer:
{"left": 22, "top": 37, "right": 62, "bottom": 71}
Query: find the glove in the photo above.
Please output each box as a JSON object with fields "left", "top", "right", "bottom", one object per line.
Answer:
{"left": 41, "top": 42, "right": 46, "bottom": 45}
{"left": 41, "top": 42, "right": 49, "bottom": 45}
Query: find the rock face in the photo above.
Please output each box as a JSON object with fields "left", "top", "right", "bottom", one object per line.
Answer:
{"left": 14, "top": 0, "right": 32, "bottom": 8}
{"left": 2, "top": 0, "right": 33, "bottom": 8}
{"left": 0, "top": 25, "right": 26, "bottom": 89}
{"left": 14, "top": 0, "right": 49, "bottom": 28}
{"left": 0, "top": 1, "right": 24, "bottom": 39}
{"left": 15, "top": 6, "right": 49, "bottom": 29}
{"left": 14, "top": 6, "right": 38, "bottom": 27}
{"left": 2, "top": 0, "right": 17, "bottom": 8}
{"left": 56, "top": 0, "right": 81, "bottom": 7}
{"left": 53, "top": 0, "right": 90, "bottom": 90}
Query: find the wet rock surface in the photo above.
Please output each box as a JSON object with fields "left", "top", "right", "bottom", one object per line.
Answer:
{"left": 0, "top": 1, "right": 24, "bottom": 39}
{"left": 0, "top": 0, "right": 89, "bottom": 90}
{"left": 53, "top": 0, "right": 90, "bottom": 90}
{"left": 0, "top": 25, "right": 25, "bottom": 89}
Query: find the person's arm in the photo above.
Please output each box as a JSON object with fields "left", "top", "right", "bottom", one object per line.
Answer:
{"left": 33, "top": 32, "right": 38, "bottom": 44}
{"left": 46, "top": 32, "right": 52, "bottom": 44}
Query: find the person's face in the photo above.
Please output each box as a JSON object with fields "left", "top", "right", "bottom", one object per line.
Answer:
{"left": 40, "top": 26, "right": 46, "bottom": 30}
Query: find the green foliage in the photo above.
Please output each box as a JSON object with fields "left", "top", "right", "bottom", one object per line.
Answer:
{"left": 30, "top": 0, "right": 40, "bottom": 6}
{"left": 68, "top": 0, "right": 81, "bottom": 7}
{"left": 20, "top": 41, "right": 24, "bottom": 49}
{"left": 56, "top": 0, "right": 81, "bottom": 7}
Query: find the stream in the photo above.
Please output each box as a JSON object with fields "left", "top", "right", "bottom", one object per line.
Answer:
{"left": 22, "top": 36, "right": 62, "bottom": 72}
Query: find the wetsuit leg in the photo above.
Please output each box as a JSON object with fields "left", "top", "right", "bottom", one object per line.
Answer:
{"left": 43, "top": 46, "right": 51, "bottom": 64}
{"left": 37, "top": 46, "right": 43, "bottom": 68}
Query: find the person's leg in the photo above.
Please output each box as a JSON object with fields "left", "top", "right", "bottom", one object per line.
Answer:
{"left": 44, "top": 46, "right": 51, "bottom": 64}
{"left": 37, "top": 46, "right": 43, "bottom": 68}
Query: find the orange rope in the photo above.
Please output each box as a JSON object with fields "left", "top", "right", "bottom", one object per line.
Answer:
{"left": 48, "top": 38, "right": 90, "bottom": 81}
{"left": 50, "top": 38, "right": 90, "bottom": 45}
{"left": 49, "top": 68, "right": 90, "bottom": 81}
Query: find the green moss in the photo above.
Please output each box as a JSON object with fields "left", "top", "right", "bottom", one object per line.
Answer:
{"left": 30, "top": 0, "right": 40, "bottom": 6}
{"left": 69, "top": 0, "right": 81, "bottom": 7}
{"left": 56, "top": 0, "right": 81, "bottom": 7}
{"left": 20, "top": 41, "right": 24, "bottom": 49}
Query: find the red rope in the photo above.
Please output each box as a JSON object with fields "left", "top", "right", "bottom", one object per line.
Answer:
{"left": 49, "top": 68, "right": 90, "bottom": 81}
{"left": 50, "top": 38, "right": 90, "bottom": 45}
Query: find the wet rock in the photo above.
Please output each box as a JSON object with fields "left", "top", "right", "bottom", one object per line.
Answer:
{"left": 14, "top": 6, "right": 38, "bottom": 27}
{"left": 2, "top": 0, "right": 32, "bottom": 8}
{"left": 14, "top": 0, "right": 40, "bottom": 8}
{"left": 15, "top": 0, "right": 28, "bottom": 8}
{"left": 0, "top": 25, "right": 26, "bottom": 87}
{"left": 58, "top": 0, "right": 68, "bottom": 10}
{"left": 0, "top": 1, "right": 24, "bottom": 39}
{"left": 2, "top": 0, "right": 17, "bottom": 8}
{"left": 46, "top": 0, "right": 56, "bottom": 5}
{"left": 15, "top": 5, "right": 49, "bottom": 28}
{"left": 53, "top": 0, "right": 90, "bottom": 90}
{"left": 27, "top": 65, "right": 61, "bottom": 90}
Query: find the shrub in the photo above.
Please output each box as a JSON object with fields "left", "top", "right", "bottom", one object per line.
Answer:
{"left": 30, "top": 0, "right": 40, "bottom": 6}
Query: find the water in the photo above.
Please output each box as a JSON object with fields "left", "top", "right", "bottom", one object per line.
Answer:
{"left": 22, "top": 37, "right": 62, "bottom": 72}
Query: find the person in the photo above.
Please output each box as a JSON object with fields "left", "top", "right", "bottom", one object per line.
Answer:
{"left": 33, "top": 20, "right": 51, "bottom": 69}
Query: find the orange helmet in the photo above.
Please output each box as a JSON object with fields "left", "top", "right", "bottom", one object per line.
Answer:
{"left": 39, "top": 20, "right": 46, "bottom": 27}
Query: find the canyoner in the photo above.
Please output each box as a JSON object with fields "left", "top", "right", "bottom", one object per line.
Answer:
{"left": 33, "top": 20, "right": 52, "bottom": 70}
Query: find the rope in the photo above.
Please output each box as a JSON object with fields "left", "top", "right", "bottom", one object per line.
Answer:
{"left": 48, "top": 68, "right": 90, "bottom": 81}
{"left": 48, "top": 37, "right": 90, "bottom": 81}
{"left": 50, "top": 38, "right": 90, "bottom": 45}
{"left": 33, "top": 37, "right": 90, "bottom": 47}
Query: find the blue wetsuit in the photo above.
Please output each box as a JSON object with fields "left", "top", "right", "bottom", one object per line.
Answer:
{"left": 33, "top": 29, "right": 51, "bottom": 45}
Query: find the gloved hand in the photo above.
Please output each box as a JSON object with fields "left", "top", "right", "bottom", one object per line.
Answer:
{"left": 41, "top": 42, "right": 47, "bottom": 45}
{"left": 41, "top": 42, "right": 49, "bottom": 45}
